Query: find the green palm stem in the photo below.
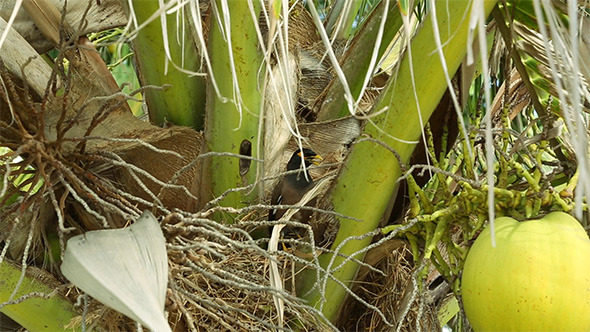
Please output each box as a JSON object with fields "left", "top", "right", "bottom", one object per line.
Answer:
{"left": 0, "top": 261, "right": 80, "bottom": 331}
{"left": 200, "top": 1, "right": 263, "bottom": 215}
{"left": 131, "top": 0, "right": 206, "bottom": 129}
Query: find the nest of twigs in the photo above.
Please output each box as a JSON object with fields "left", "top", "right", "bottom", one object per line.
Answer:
{"left": 54, "top": 212, "right": 332, "bottom": 331}
{"left": 162, "top": 214, "right": 330, "bottom": 331}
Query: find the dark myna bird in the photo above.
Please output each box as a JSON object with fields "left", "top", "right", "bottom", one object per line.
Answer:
{"left": 269, "top": 148, "right": 322, "bottom": 222}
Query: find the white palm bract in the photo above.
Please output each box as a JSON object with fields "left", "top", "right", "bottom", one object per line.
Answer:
{"left": 61, "top": 211, "right": 171, "bottom": 332}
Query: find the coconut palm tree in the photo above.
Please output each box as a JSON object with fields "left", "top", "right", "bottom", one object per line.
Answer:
{"left": 1, "top": 0, "right": 588, "bottom": 330}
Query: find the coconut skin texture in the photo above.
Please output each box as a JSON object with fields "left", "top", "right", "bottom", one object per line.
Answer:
{"left": 461, "top": 212, "right": 590, "bottom": 331}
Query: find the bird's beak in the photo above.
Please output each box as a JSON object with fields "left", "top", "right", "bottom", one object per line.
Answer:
{"left": 307, "top": 154, "right": 323, "bottom": 166}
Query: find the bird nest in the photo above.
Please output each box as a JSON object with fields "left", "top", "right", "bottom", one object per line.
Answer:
{"left": 48, "top": 212, "right": 330, "bottom": 331}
